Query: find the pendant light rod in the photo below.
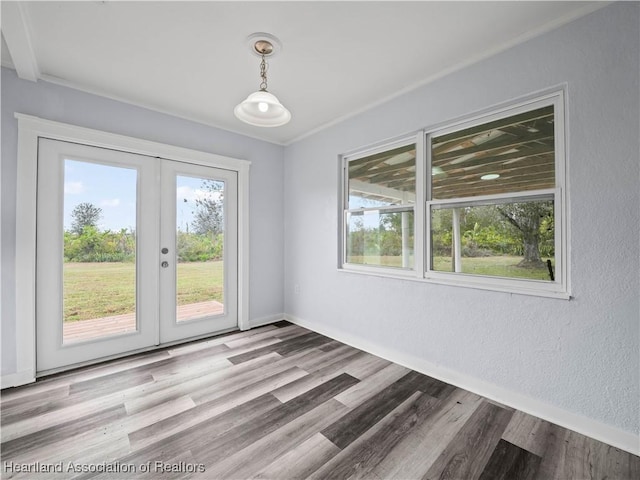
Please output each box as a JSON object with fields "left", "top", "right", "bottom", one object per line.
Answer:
{"left": 259, "top": 53, "right": 268, "bottom": 91}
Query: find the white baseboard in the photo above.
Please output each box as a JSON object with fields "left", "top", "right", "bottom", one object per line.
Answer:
{"left": 249, "top": 313, "right": 285, "bottom": 329}
{"left": 1, "top": 369, "right": 36, "bottom": 389}
{"left": 284, "top": 313, "right": 639, "bottom": 456}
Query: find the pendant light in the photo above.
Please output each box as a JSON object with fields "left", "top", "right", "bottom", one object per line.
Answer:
{"left": 234, "top": 34, "right": 291, "bottom": 127}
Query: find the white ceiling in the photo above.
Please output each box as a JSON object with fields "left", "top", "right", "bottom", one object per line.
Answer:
{"left": 1, "top": 1, "right": 606, "bottom": 145}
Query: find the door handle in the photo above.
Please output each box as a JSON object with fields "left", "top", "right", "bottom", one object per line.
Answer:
{"left": 161, "top": 261, "right": 169, "bottom": 268}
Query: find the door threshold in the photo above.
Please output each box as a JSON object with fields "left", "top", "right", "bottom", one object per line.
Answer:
{"left": 36, "top": 326, "right": 240, "bottom": 378}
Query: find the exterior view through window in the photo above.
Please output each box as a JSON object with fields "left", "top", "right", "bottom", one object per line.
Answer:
{"left": 429, "top": 104, "right": 557, "bottom": 282}
{"left": 63, "top": 159, "right": 138, "bottom": 343}
{"left": 341, "top": 92, "right": 566, "bottom": 296}
{"left": 175, "top": 175, "right": 225, "bottom": 322}
{"left": 345, "top": 143, "right": 416, "bottom": 269}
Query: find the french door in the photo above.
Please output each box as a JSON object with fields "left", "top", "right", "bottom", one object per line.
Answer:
{"left": 36, "top": 139, "right": 238, "bottom": 373}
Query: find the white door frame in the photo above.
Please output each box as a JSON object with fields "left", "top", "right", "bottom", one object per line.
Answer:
{"left": 14, "top": 113, "right": 251, "bottom": 384}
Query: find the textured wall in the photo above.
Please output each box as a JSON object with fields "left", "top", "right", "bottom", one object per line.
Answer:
{"left": 284, "top": 3, "right": 639, "bottom": 435}
{"left": 1, "top": 68, "right": 285, "bottom": 375}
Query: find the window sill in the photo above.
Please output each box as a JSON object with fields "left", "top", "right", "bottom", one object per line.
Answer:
{"left": 338, "top": 266, "right": 571, "bottom": 300}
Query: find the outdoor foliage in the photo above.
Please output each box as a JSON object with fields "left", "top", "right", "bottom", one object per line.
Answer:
{"left": 348, "top": 213, "right": 414, "bottom": 259}
{"left": 497, "top": 202, "right": 554, "bottom": 267}
{"left": 70, "top": 202, "right": 103, "bottom": 235}
{"left": 65, "top": 202, "right": 136, "bottom": 262}
{"left": 191, "top": 179, "right": 224, "bottom": 236}
{"left": 176, "top": 178, "right": 225, "bottom": 261}
{"left": 348, "top": 202, "right": 554, "bottom": 266}
{"left": 64, "top": 227, "right": 136, "bottom": 262}
{"left": 432, "top": 202, "right": 554, "bottom": 262}
{"left": 176, "top": 231, "right": 223, "bottom": 262}
{"left": 65, "top": 184, "right": 225, "bottom": 263}
{"left": 64, "top": 227, "right": 223, "bottom": 263}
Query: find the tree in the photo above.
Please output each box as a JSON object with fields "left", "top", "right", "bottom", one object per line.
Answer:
{"left": 497, "top": 201, "right": 553, "bottom": 268}
{"left": 380, "top": 211, "right": 414, "bottom": 257}
{"left": 191, "top": 180, "right": 224, "bottom": 237}
{"left": 70, "top": 202, "right": 102, "bottom": 235}
{"left": 347, "top": 216, "right": 365, "bottom": 258}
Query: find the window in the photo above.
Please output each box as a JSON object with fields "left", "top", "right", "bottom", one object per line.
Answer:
{"left": 340, "top": 91, "right": 568, "bottom": 298}
{"left": 342, "top": 140, "right": 417, "bottom": 270}
{"left": 427, "top": 97, "right": 565, "bottom": 295}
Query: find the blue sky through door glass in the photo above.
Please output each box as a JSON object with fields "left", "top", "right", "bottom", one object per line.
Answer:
{"left": 64, "top": 160, "right": 137, "bottom": 232}
{"left": 63, "top": 160, "right": 215, "bottom": 232}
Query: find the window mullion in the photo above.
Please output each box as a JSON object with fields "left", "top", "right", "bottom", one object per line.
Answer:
{"left": 415, "top": 132, "right": 427, "bottom": 277}
{"left": 347, "top": 205, "right": 413, "bottom": 215}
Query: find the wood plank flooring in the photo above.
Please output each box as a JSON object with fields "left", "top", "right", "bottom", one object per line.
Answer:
{"left": 1, "top": 321, "right": 638, "bottom": 479}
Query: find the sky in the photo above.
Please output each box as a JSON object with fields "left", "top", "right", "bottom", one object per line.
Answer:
{"left": 63, "top": 160, "right": 222, "bottom": 232}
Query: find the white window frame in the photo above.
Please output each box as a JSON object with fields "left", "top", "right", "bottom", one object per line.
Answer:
{"left": 425, "top": 92, "right": 567, "bottom": 297}
{"left": 340, "top": 134, "right": 424, "bottom": 278}
{"left": 339, "top": 89, "right": 569, "bottom": 299}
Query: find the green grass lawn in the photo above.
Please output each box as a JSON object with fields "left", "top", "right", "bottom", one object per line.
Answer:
{"left": 66, "top": 255, "right": 551, "bottom": 322}
{"left": 432, "top": 255, "right": 553, "bottom": 280}
{"left": 63, "top": 261, "right": 224, "bottom": 322}
{"left": 349, "top": 255, "right": 553, "bottom": 281}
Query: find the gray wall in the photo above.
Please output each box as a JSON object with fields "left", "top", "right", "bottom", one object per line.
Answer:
{"left": 1, "top": 67, "right": 285, "bottom": 375}
{"left": 283, "top": 2, "right": 639, "bottom": 435}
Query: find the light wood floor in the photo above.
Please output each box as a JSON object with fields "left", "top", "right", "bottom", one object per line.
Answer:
{"left": 1, "top": 322, "right": 638, "bottom": 479}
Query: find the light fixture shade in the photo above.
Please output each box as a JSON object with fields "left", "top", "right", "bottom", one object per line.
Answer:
{"left": 234, "top": 90, "right": 291, "bottom": 127}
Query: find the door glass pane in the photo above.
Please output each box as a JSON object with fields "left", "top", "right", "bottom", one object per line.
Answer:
{"left": 176, "top": 175, "right": 225, "bottom": 322}
{"left": 63, "top": 160, "right": 137, "bottom": 343}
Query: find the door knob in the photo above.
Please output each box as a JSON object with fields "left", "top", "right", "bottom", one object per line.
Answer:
{"left": 161, "top": 261, "right": 169, "bottom": 268}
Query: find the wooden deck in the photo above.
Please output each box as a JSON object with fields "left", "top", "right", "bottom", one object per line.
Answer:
{"left": 63, "top": 300, "right": 225, "bottom": 343}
